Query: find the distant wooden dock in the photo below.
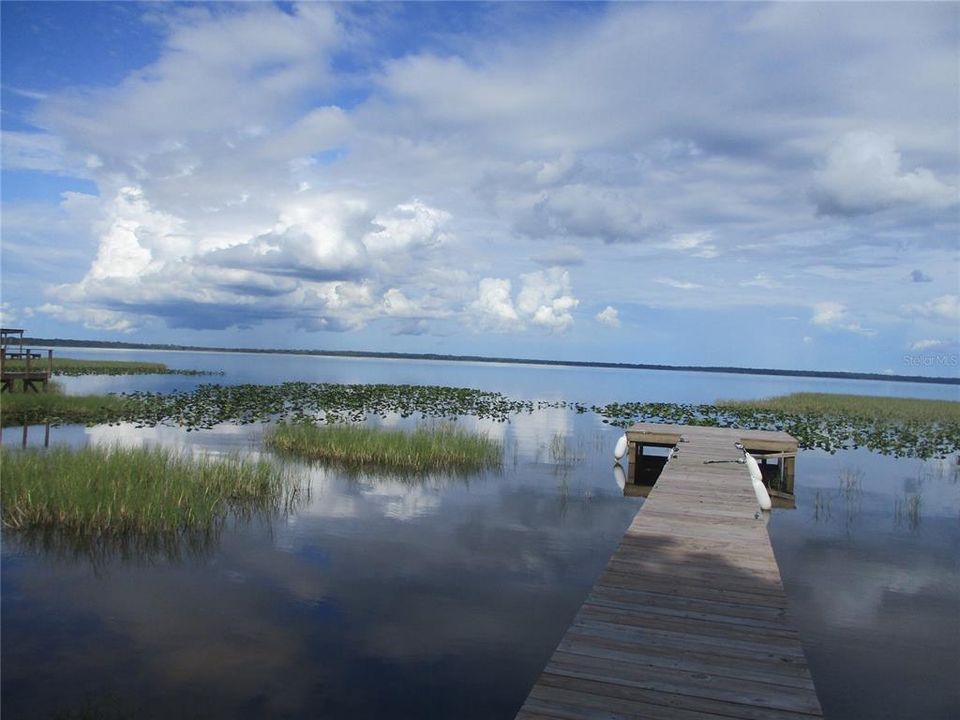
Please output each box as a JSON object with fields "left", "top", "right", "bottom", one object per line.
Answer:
{"left": 515, "top": 423, "right": 822, "bottom": 720}
{"left": 1, "top": 327, "right": 53, "bottom": 393}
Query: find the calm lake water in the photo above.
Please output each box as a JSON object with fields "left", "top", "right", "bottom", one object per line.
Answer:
{"left": 2, "top": 350, "right": 958, "bottom": 719}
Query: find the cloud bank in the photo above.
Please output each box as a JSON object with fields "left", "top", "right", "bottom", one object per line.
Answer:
{"left": 1, "top": 1, "right": 956, "bottom": 367}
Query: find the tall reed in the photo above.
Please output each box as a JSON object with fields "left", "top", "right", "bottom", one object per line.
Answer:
{"left": 1, "top": 445, "right": 293, "bottom": 536}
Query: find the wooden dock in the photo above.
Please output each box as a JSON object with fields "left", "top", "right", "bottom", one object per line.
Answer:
{"left": 515, "top": 423, "right": 822, "bottom": 720}
{"left": 0, "top": 328, "right": 52, "bottom": 393}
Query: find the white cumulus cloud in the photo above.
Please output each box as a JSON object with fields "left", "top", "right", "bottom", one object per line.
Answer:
{"left": 468, "top": 278, "right": 521, "bottom": 332}
{"left": 516, "top": 268, "right": 579, "bottom": 332}
{"left": 811, "top": 302, "right": 875, "bottom": 336}
{"left": 905, "top": 294, "right": 960, "bottom": 322}
{"left": 364, "top": 200, "right": 451, "bottom": 254}
{"left": 595, "top": 305, "right": 621, "bottom": 328}
{"left": 468, "top": 268, "right": 578, "bottom": 333}
{"left": 813, "top": 132, "right": 958, "bottom": 216}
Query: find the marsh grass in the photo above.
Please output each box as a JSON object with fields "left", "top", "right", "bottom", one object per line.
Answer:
{"left": 0, "top": 386, "right": 135, "bottom": 427}
{"left": 1, "top": 445, "right": 295, "bottom": 537}
{"left": 266, "top": 421, "right": 502, "bottom": 474}
{"left": 2, "top": 356, "right": 215, "bottom": 377}
{"left": 600, "top": 392, "right": 959, "bottom": 458}
{"left": 4, "top": 383, "right": 955, "bottom": 459}
{"left": 716, "top": 393, "right": 960, "bottom": 424}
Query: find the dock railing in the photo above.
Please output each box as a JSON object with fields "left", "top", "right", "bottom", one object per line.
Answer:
{"left": 0, "top": 346, "right": 54, "bottom": 393}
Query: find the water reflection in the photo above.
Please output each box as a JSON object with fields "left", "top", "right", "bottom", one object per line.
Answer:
{"left": 8, "top": 524, "right": 221, "bottom": 570}
{"left": 2, "top": 393, "right": 958, "bottom": 719}
{"left": 894, "top": 491, "right": 923, "bottom": 532}
{"left": 769, "top": 449, "right": 960, "bottom": 720}
{"left": 55, "top": 347, "right": 959, "bottom": 404}
{"left": 0, "top": 422, "right": 53, "bottom": 448}
{"left": 613, "top": 462, "right": 626, "bottom": 492}
{"left": 838, "top": 467, "right": 864, "bottom": 531}
{"left": 1, "top": 421, "right": 642, "bottom": 719}
{"left": 812, "top": 488, "right": 833, "bottom": 522}
{"left": 4, "top": 484, "right": 311, "bottom": 572}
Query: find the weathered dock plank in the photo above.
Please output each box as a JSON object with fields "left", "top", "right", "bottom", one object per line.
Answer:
{"left": 514, "top": 424, "right": 822, "bottom": 720}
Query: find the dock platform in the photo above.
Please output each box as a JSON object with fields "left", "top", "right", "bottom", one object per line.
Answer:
{"left": 515, "top": 423, "right": 822, "bottom": 720}
{"left": 1, "top": 328, "right": 53, "bottom": 393}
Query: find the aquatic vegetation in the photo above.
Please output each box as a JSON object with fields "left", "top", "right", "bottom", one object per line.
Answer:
{"left": 1, "top": 356, "right": 218, "bottom": 377}
{"left": 3, "top": 381, "right": 956, "bottom": 460}
{"left": 838, "top": 467, "right": 864, "bottom": 501}
{"left": 1, "top": 382, "right": 532, "bottom": 428}
{"left": 593, "top": 394, "right": 960, "bottom": 459}
{"left": 125, "top": 382, "right": 532, "bottom": 427}
{"left": 894, "top": 492, "right": 923, "bottom": 531}
{"left": 812, "top": 489, "right": 832, "bottom": 522}
{"left": 1, "top": 445, "right": 297, "bottom": 537}
{"left": 0, "top": 387, "right": 136, "bottom": 427}
{"left": 718, "top": 393, "right": 960, "bottom": 424}
{"left": 548, "top": 433, "right": 583, "bottom": 467}
{"left": 266, "top": 421, "right": 502, "bottom": 474}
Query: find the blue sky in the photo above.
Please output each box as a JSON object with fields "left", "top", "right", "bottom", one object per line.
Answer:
{"left": 2, "top": 1, "right": 958, "bottom": 374}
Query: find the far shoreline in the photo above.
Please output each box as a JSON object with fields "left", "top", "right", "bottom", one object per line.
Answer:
{"left": 21, "top": 336, "right": 960, "bottom": 386}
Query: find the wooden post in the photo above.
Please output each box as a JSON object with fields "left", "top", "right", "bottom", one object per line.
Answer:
{"left": 21, "top": 424, "right": 28, "bottom": 448}
{"left": 783, "top": 455, "right": 796, "bottom": 495}
{"left": 47, "top": 349, "right": 53, "bottom": 378}
{"left": 25, "top": 351, "right": 34, "bottom": 393}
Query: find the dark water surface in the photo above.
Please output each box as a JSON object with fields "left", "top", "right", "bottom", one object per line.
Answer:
{"left": 2, "top": 351, "right": 958, "bottom": 719}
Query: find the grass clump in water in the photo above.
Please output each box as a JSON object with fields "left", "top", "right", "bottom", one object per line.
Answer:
{"left": 266, "top": 421, "right": 502, "bottom": 474}
{"left": 0, "top": 383, "right": 135, "bottom": 427}
{"left": 1, "top": 445, "right": 292, "bottom": 536}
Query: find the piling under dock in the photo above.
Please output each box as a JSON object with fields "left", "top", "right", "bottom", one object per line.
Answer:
{"left": 515, "top": 423, "right": 822, "bottom": 720}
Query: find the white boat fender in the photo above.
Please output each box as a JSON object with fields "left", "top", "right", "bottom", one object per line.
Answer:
{"left": 613, "top": 434, "right": 628, "bottom": 460}
{"left": 613, "top": 463, "right": 626, "bottom": 492}
{"left": 735, "top": 441, "right": 771, "bottom": 511}
{"left": 744, "top": 452, "right": 772, "bottom": 511}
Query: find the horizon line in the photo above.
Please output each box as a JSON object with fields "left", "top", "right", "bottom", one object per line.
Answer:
{"left": 19, "top": 336, "right": 960, "bottom": 387}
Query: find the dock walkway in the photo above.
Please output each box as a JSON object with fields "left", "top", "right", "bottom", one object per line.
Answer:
{"left": 515, "top": 423, "right": 822, "bottom": 720}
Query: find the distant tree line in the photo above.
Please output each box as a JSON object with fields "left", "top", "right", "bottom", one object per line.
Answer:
{"left": 21, "top": 336, "right": 959, "bottom": 386}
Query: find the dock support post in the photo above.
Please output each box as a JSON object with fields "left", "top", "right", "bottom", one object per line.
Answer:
{"left": 626, "top": 439, "right": 638, "bottom": 483}
{"left": 783, "top": 454, "right": 796, "bottom": 495}
{"left": 25, "top": 352, "right": 34, "bottom": 393}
